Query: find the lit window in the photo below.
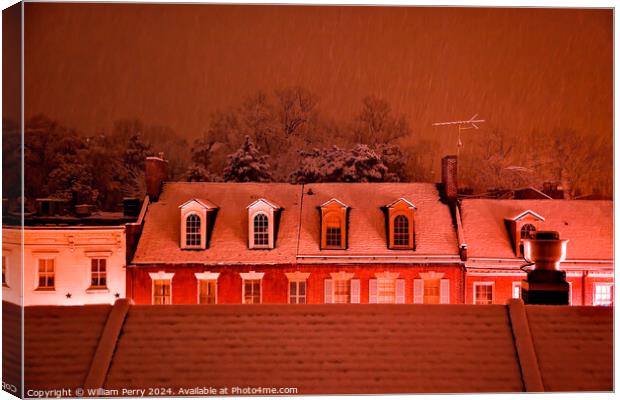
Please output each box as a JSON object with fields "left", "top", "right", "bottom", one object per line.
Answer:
{"left": 289, "top": 280, "right": 307, "bottom": 304}
{"left": 594, "top": 284, "right": 613, "bottom": 306}
{"left": 333, "top": 279, "right": 351, "bottom": 304}
{"left": 185, "top": 214, "right": 201, "bottom": 247}
{"left": 474, "top": 283, "right": 494, "bottom": 305}
{"left": 2, "top": 256, "right": 7, "bottom": 287}
{"left": 424, "top": 279, "right": 440, "bottom": 304}
{"left": 37, "top": 259, "right": 55, "bottom": 290}
{"left": 377, "top": 277, "right": 396, "bottom": 304}
{"left": 393, "top": 215, "right": 410, "bottom": 247}
{"left": 253, "top": 214, "right": 269, "bottom": 246}
{"left": 90, "top": 259, "right": 107, "bottom": 288}
{"left": 520, "top": 224, "right": 536, "bottom": 239}
{"left": 325, "top": 215, "right": 343, "bottom": 248}
{"left": 153, "top": 279, "right": 171, "bottom": 304}
{"left": 243, "top": 279, "right": 261, "bottom": 304}
{"left": 512, "top": 282, "right": 521, "bottom": 299}
{"left": 198, "top": 280, "right": 217, "bottom": 304}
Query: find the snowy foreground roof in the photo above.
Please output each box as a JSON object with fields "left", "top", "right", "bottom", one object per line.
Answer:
{"left": 10, "top": 300, "right": 612, "bottom": 395}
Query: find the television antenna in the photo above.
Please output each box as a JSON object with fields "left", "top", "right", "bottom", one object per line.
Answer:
{"left": 432, "top": 114, "right": 486, "bottom": 157}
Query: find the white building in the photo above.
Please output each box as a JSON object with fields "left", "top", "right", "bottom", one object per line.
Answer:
{"left": 3, "top": 225, "right": 127, "bottom": 306}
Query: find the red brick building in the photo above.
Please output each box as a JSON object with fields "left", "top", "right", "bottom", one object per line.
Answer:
{"left": 128, "top": 160, "right": 463, "bottom": 304}
{"left": 458, "top": 199, "right": 613, "bottom": 306}
{"left": 127, "top": 156, "right": 613, "bottom": 306}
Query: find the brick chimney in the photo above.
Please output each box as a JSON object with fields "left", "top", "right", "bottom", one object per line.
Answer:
{"left": 441, "top": 155, "right": 458, "bottom": 201}
{"left": 521, "top": 231, "right": 570, "bottom": 305}
{"left": 145, "top": 154, "right": 168, "bottom": 202}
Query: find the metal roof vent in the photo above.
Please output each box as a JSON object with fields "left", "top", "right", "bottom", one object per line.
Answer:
{"left": 521, "top": 231, "right": 570, "bottom": 305}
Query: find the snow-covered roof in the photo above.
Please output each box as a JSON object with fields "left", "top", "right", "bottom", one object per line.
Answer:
{"left": 134, "top": 183, "right": 302, "bottom": 265}
{"left": 385, "top": 197, "right": 417, "bottom": 209}
{"left": 178, "top": 198, "right": 218, "bottom": 210}
{"left": 246, "top": 198, "right": 281, "bottom": 210}
{"left": 298, "top": 183, "right": 458, "bottom": 260}
{"left": 509, "top": 209, "right": 545, "bottom": 222}
{"left": 133, "top": 182, "right": 460, "bottom": 265}
{"left": 460, "top": 199, "right": 613, "bottom": 260}
{"left": 319, "top": 198, "right": 349, "bottom": 208}
{"left": 17, "top": 300, "right": 612, "bottom": 394}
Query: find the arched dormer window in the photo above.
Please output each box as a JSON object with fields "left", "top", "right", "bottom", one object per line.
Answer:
{"left": 247, "top": 199, "right": 280, "bottom": 249}
{"left": 320, "top": 199, "right": 349, "bottom": 250}
{"left": 386, "top": 198, "right": 415, "bottom": 249}
{"left": 520, "top": 223, "right": 536, "bottom": 239}
{"left": 179, "top": 198, "right": 217, "bottom": 250}
{"left": 253, "top": 213, "right": 269, "bottom": 247}
{"left": 393, "top": 215, "right": 410, "bottom": 246}
{"left": 186, "top": 214, "right": 201, "bottom": 247}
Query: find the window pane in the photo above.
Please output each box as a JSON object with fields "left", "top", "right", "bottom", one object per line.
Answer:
{"left": 299, "top": 281, "right": 306, "bottom": 296}
{"left": 334, "top": 279, "right": 350, "bottom": 304}
{"left": 475, "top": 284, "right": 493, "bottom": 305}
{"left": 253, "top": 214, "right": 269, "bottom": 246}
{"left": 290, "top": 281, "right": 297, "bottom": 296}
{"left": 186, "top": 214, "right": 201, "bottom": 246}
{"left": 423, "top": 279, "right": 440, "bottom": 304}
{"left": 393, "top": 215, "right": 410, "bottom": 246}
{"left": 377, "top": 278, "right": 396, "bottom": 303}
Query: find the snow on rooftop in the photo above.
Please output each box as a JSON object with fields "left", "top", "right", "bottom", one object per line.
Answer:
{"left": 14, "top": 301, "right": 612, "bottom": 394}
{"left": 460, "top": 199, "right": 612, "bottom": 260}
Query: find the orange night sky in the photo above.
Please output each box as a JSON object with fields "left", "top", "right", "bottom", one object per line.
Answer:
{"left": 24, "top": 4, "right": 612, "bottom": 142}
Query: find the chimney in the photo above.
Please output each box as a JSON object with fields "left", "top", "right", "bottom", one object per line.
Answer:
{"left": 145, "top": 153, "right": 168, "bottom": 202}
{"left": 521, "top": 231, "right": 570, "bottom": 305}
{"left": 441, "top": 155, "right": 458, "bottom": 201}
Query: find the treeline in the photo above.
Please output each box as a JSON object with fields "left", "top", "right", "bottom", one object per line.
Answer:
{"left": 6, "top": 86, "right": 613, "bottom": 211}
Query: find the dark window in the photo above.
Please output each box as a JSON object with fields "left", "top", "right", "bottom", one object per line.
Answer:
{"left": 90, "top": 259, "right": 107, "bottom": 288}
{"left": 520, "top": 224, "right": 536, "bottom": 239}
{"left": 186, "top": 214, "right": 201, "bottom": 247}
{"left": 253, "top": 214, "right": 269, "bottom": 246}
{"left": 393, "top": 215, "right": 410, "bottom": 246}
{"left": 38, "top": 259, "right": 55, "bottom": 289}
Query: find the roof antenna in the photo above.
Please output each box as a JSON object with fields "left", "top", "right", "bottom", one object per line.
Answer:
{"left": 432, "top": 114, "right": 486, "bottom": 158}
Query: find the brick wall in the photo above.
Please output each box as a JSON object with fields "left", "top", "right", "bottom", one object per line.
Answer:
{"left": 127, "top": 263, "right": 464, "bottom": 305}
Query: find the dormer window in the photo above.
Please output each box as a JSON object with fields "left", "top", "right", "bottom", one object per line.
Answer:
{"left": 253, "top": 213, "right": 269, "bottom": 246}
{"left": 506, "top": 210, "right": 544, "bottom": 257}
{"left": 320, "top": 199, "right": 349, "bottom": 250}
{"left": 247, "top": 198, "right": 281, "bottom": 249}
{"left": 185, "top": 214, "right": 201, "bottom": 246}
{"left": 386, "top": 198, "right": 416, "bottom": 250}
{"left": 179, "top": 199, "right": 218, "bottom": 250}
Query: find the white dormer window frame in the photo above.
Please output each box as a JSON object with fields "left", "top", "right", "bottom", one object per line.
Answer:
{"left": 247, "top": 199, "right": 280, "bottom": 250}
{"left": 179, "top": 199, "right": 217, "bottom": 250}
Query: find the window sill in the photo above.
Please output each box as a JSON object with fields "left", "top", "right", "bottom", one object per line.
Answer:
{"left": 34, "top": 288, "right": 55, "bottom": 292}
{"left": 86, "top": 287, "right": 109, "bottom": 293}
{"left": 181, "top": 247, "right": 205, "bottom": 251}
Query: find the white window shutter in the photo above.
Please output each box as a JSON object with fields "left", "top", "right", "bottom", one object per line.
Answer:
{"left": 369, "top": 279, "right": 378, "bottom": 304}
{"left": 324, "top": 279, "right": 333, "bottom": 304}
{"left": 396, "top": 279, "right": 406, "bottom": 304}
{"left": 350, "top": 279, "right": 360, "bottom": 303}
{"left": 413, "top": 279, "right": 424, "bottom": 304}
{"left": 440, "top": 279, "right": 450, "bottom": 304}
